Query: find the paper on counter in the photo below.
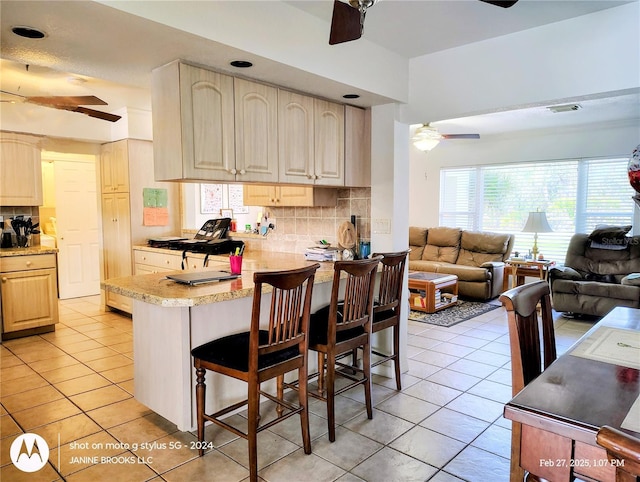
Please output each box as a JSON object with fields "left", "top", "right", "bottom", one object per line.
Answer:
{"left": 621, "top": 395, "right": 640, "bottom": 433}
{"left": 570, "top": 326, "right": 640, "bottom": 370}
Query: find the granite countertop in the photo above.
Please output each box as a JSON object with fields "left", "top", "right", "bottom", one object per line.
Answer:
{"left": 102, "top": 251, "right": 336, "bottom": 307}
{"left": 0, "top": 246, "right": 59, "bottom": 257}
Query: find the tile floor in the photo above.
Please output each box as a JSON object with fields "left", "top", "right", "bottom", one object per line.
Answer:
{"left": 1, "top": 295, "right": 594, "bottom": 482}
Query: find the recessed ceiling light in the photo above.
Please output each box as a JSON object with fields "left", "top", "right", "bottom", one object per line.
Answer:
{"left": 67, "top": 76, "right": 87, "bottom": 85}
{"left": 230, "top": 60, "right": 253, "bottom": 68}
{"left": 547, "top": 104, "right": 582, "bottom": 113}
{"left": 11, "top": 26, "right": 46, "bottom": 39}
{"left": 343, "top": 94, "right": 360, "bottom": 99}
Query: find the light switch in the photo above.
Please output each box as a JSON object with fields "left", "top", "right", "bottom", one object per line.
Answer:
{"left": 373, "top": 219, "right": 390, "bottom": 234}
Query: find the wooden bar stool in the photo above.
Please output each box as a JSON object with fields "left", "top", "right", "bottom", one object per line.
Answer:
{"left": 306, "top": 256, "right": 381, "bottom": 442}
{"left": 191, "top": 263, "right": 320, "bottom": 482}
{"left": 369, "top": 250, "right": 409, "bottom": 390}
{"left": 597, "top": 425, "right": 640, "bottom": 482}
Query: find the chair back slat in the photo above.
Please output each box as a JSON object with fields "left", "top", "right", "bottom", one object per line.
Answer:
{"left": 251, "top": 264, "right": 320, "bottom": 363}
{"left": 500, "top": 280, "right": 557, "bottom": 395}
{"left": 372, "top": 251, "right": 408, "bottom": 312}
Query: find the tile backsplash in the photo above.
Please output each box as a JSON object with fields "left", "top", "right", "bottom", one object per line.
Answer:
{"left": 0, "top": 206, "right": 41, "bottom": 247}
{"left": 240, "top": 187, "right": 371, "bottom": 254}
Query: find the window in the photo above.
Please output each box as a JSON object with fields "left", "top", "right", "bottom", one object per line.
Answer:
{"left": 440, "top": 158, "right": 634, "bottom": 262}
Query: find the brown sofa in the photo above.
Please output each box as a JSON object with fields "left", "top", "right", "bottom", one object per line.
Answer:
{"left": 409, "top": 226, "right": 514, "bottom": 300}
{"left": 549, "top": 233, "right": 640, "bottom": 317}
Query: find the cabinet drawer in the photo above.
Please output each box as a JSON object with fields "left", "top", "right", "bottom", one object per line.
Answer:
{"left": 1, "top": 254, "right": 57, "bottom": 273}
{"left": 134, "top": 250, "right": 182, "bottom": 270}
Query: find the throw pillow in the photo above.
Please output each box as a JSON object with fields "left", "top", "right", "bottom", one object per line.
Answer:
{"left": 588, "top": 225, "right": 632, "bottom": 243}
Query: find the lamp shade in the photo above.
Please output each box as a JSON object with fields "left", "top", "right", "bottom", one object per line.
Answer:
{"left": 522, "top": 211, "right": 553, "bottom": 233}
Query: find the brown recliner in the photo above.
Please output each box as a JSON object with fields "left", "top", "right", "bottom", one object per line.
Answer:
{"left": 549, "top": 233, "right": 640, "bottom": 317}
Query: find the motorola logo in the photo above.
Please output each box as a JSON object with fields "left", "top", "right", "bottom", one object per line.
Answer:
{"left": 10, "top": 433, "right": 50, "bottom": 472}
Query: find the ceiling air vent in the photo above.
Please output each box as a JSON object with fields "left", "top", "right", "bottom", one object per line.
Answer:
{"left": 547, "top": 104, "right": 582, "bottom": 113}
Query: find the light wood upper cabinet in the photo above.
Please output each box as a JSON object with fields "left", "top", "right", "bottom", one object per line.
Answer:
{"left": 153, "top": 61, "right": 236, "bottom": 182}
{"left": 278, "top": 90, "right": 315, "bottom": 184}
{"left": 278, "top": 91, "right": 345, "bottom": 186}
{"left": 244, "top": 185, "right": 337, "bottom": 207}
{"left": 313, "top": 99, "right": 345, "bottom": 186}
{"left": 234, "top": 78, "right": 278, "bottom": 183}
{"left": 101, "top": 141, "right": 129, "bottom": 193}
{"left": 344, "top": 105, "right": 371, "bottom": 187}
{"left": 0, "top": 133, "right": 43, "bottom": 206}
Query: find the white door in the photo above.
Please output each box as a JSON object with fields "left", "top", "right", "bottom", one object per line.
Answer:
{"left": 54, "top": 160, "right": 101, "bottom": 299}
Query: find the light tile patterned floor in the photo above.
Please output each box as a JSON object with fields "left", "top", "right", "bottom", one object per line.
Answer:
{"left": 0, "top": 295, "right": 593, "bottom": 481}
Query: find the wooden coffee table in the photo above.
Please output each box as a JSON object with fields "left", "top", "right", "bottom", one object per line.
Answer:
{"left": 408, "top": 271, "right": 459, "bottom": 313}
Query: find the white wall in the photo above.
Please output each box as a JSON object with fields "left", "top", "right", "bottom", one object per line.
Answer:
{"left": 409, "top": 119, "right": 640, "bottom": 227}
{"left": 403, "top": 3, "right": 640, "bottom": 124}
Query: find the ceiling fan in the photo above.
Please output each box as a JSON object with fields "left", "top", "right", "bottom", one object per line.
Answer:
{"left": 0, "top": 90, "right": 122, "bottom": 122}
{"left": 412, "top": 123, "right": 480, "bottom": 151}
{"left": 329, "top": 0, "right": 518, "bottom": 45}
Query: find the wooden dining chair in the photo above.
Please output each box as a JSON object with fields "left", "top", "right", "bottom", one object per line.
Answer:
{"left": 306, "top": 256, "right": 381, "bottom": 442}
{"left": 369, "top": 250, "right": 409, "bottom": 390}
{"left": 500, "top": 279, "right": 557, "bottom": 482}
{"left": 596, "top": 425, "right": 640, "bottom": 482}
{"left": 191, "top": 263, "right": 320, "bottom": 482}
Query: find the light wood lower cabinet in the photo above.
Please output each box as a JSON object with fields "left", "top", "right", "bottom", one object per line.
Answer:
{"left": 1, "top": 254, "right": 59, "bottom": 334}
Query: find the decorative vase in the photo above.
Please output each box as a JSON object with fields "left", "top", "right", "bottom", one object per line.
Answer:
{"left": 628, "top": 144, "right": 640, "bottom": 194}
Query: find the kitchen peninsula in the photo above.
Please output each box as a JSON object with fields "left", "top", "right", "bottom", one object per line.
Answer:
{"left": 102, "top": 251, "right": 339, "bottom": 431}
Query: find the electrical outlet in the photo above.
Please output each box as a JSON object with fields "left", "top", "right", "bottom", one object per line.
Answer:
{"left": 373, "top": 219, "right": 391, "bottom": 234}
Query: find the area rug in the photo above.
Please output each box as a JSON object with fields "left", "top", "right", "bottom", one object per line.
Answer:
{"left": 408, "top": 300, "right": 501, "bottom": 327}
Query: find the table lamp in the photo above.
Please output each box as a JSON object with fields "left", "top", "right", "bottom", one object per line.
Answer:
{"left": 522, "top": 210, "right": 553, "bottom": 260}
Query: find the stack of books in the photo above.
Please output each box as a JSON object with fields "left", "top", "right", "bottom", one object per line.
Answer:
{"left": 304, "top": 247, "right": 338, "bottom": 262}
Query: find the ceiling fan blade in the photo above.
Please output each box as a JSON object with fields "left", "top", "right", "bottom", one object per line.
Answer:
{"left": 441, "top": 134, "right": 481, "bottom": 139}
{"left": 329, "top": 0, "right": 362, "bottom": 45}
{"left": 478, "top": 0, "right": 518, "bottom": 8}
{"left": 27, "top": 95, "right": 108, "bottom": 106}
{"left": 56, "top": 105, "right": 122, "bottom": 122}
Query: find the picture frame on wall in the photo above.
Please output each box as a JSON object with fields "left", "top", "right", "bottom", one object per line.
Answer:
{"left": 220, "top": 208, "right": 233, "bottom": 219}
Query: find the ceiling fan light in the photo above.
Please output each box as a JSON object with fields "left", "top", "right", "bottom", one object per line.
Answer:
{"left": 412, "top": 124, "right": 442, "bottom": 151}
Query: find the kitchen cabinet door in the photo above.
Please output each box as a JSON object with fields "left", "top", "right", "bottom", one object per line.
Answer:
{"left": 102, "top": 193, "right": 133, "bottom": 313}
{"left": 234, "top": 78, "right": 278, "bottom": 183}
{"left": 244, "top": 185, "right": 337, "bottom": 207}
{"left": 313, "top": 99, "right": 344, "bottom": 186}
{"left": 0, "top": 134, "right": 43, "bottom": 206}
{"left": 278, "top": 90, "right": 315, "bottom": 185}
{"left": 243, "top": 185, "right": 278, "bottom": 206}
{"left": 101, "top": 140, "right": 129, "bottom": 193}
{"left": 153, "top": 61, "right": 235, "bottom": 182}
{"left": 344, "top": 105, "right": 371, "bottom": 187}
{"left": 1, "top": 262, "right": 58, "bottom": 333}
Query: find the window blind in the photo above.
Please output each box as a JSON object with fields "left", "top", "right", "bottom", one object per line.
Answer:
{"left": 440, "top": 158, "right": 634, "bottom": 263}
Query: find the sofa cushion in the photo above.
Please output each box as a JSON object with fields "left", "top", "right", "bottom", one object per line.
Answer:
{"left": 457, "top": 231, "right": 510, "bottom": 267}
{"left": 435, "top": 264, "right": 490, "bottom": 283}
{"left": 408, "top": 260, "right": 443, "bottom": 272}
{"left": 421, "top": 227, "right": 461, "bottom": 263}
{"left": 553, "top": 279, "right": 640, "bottom": 302}
{"left": 409, "top": 227, "right": 428, "bottom": 260}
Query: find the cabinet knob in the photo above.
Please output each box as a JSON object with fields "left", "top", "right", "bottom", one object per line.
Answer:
{"left": 229, "top": 168, "right": 237, "bottom": 175}
{"left": 239, "top": 169, "right": 246, "bottom": 175}
{"left": 166, "top": 260, "right": 170, "bottom": 264}
{"left": 307, "top": 174, "right": 314, "bottom": 179}
{"left": 2, "top": 277, "right": 7, "bottom": 283}
{"left": 26, "top": 261, "right": 32, "bottom": 267}
{"left": 316, "top": 175, "right": 321, "bottom": 179}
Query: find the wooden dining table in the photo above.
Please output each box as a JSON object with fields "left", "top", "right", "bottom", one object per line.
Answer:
{"left": 504, "top": 306, "right": 640, "bottom": 482}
